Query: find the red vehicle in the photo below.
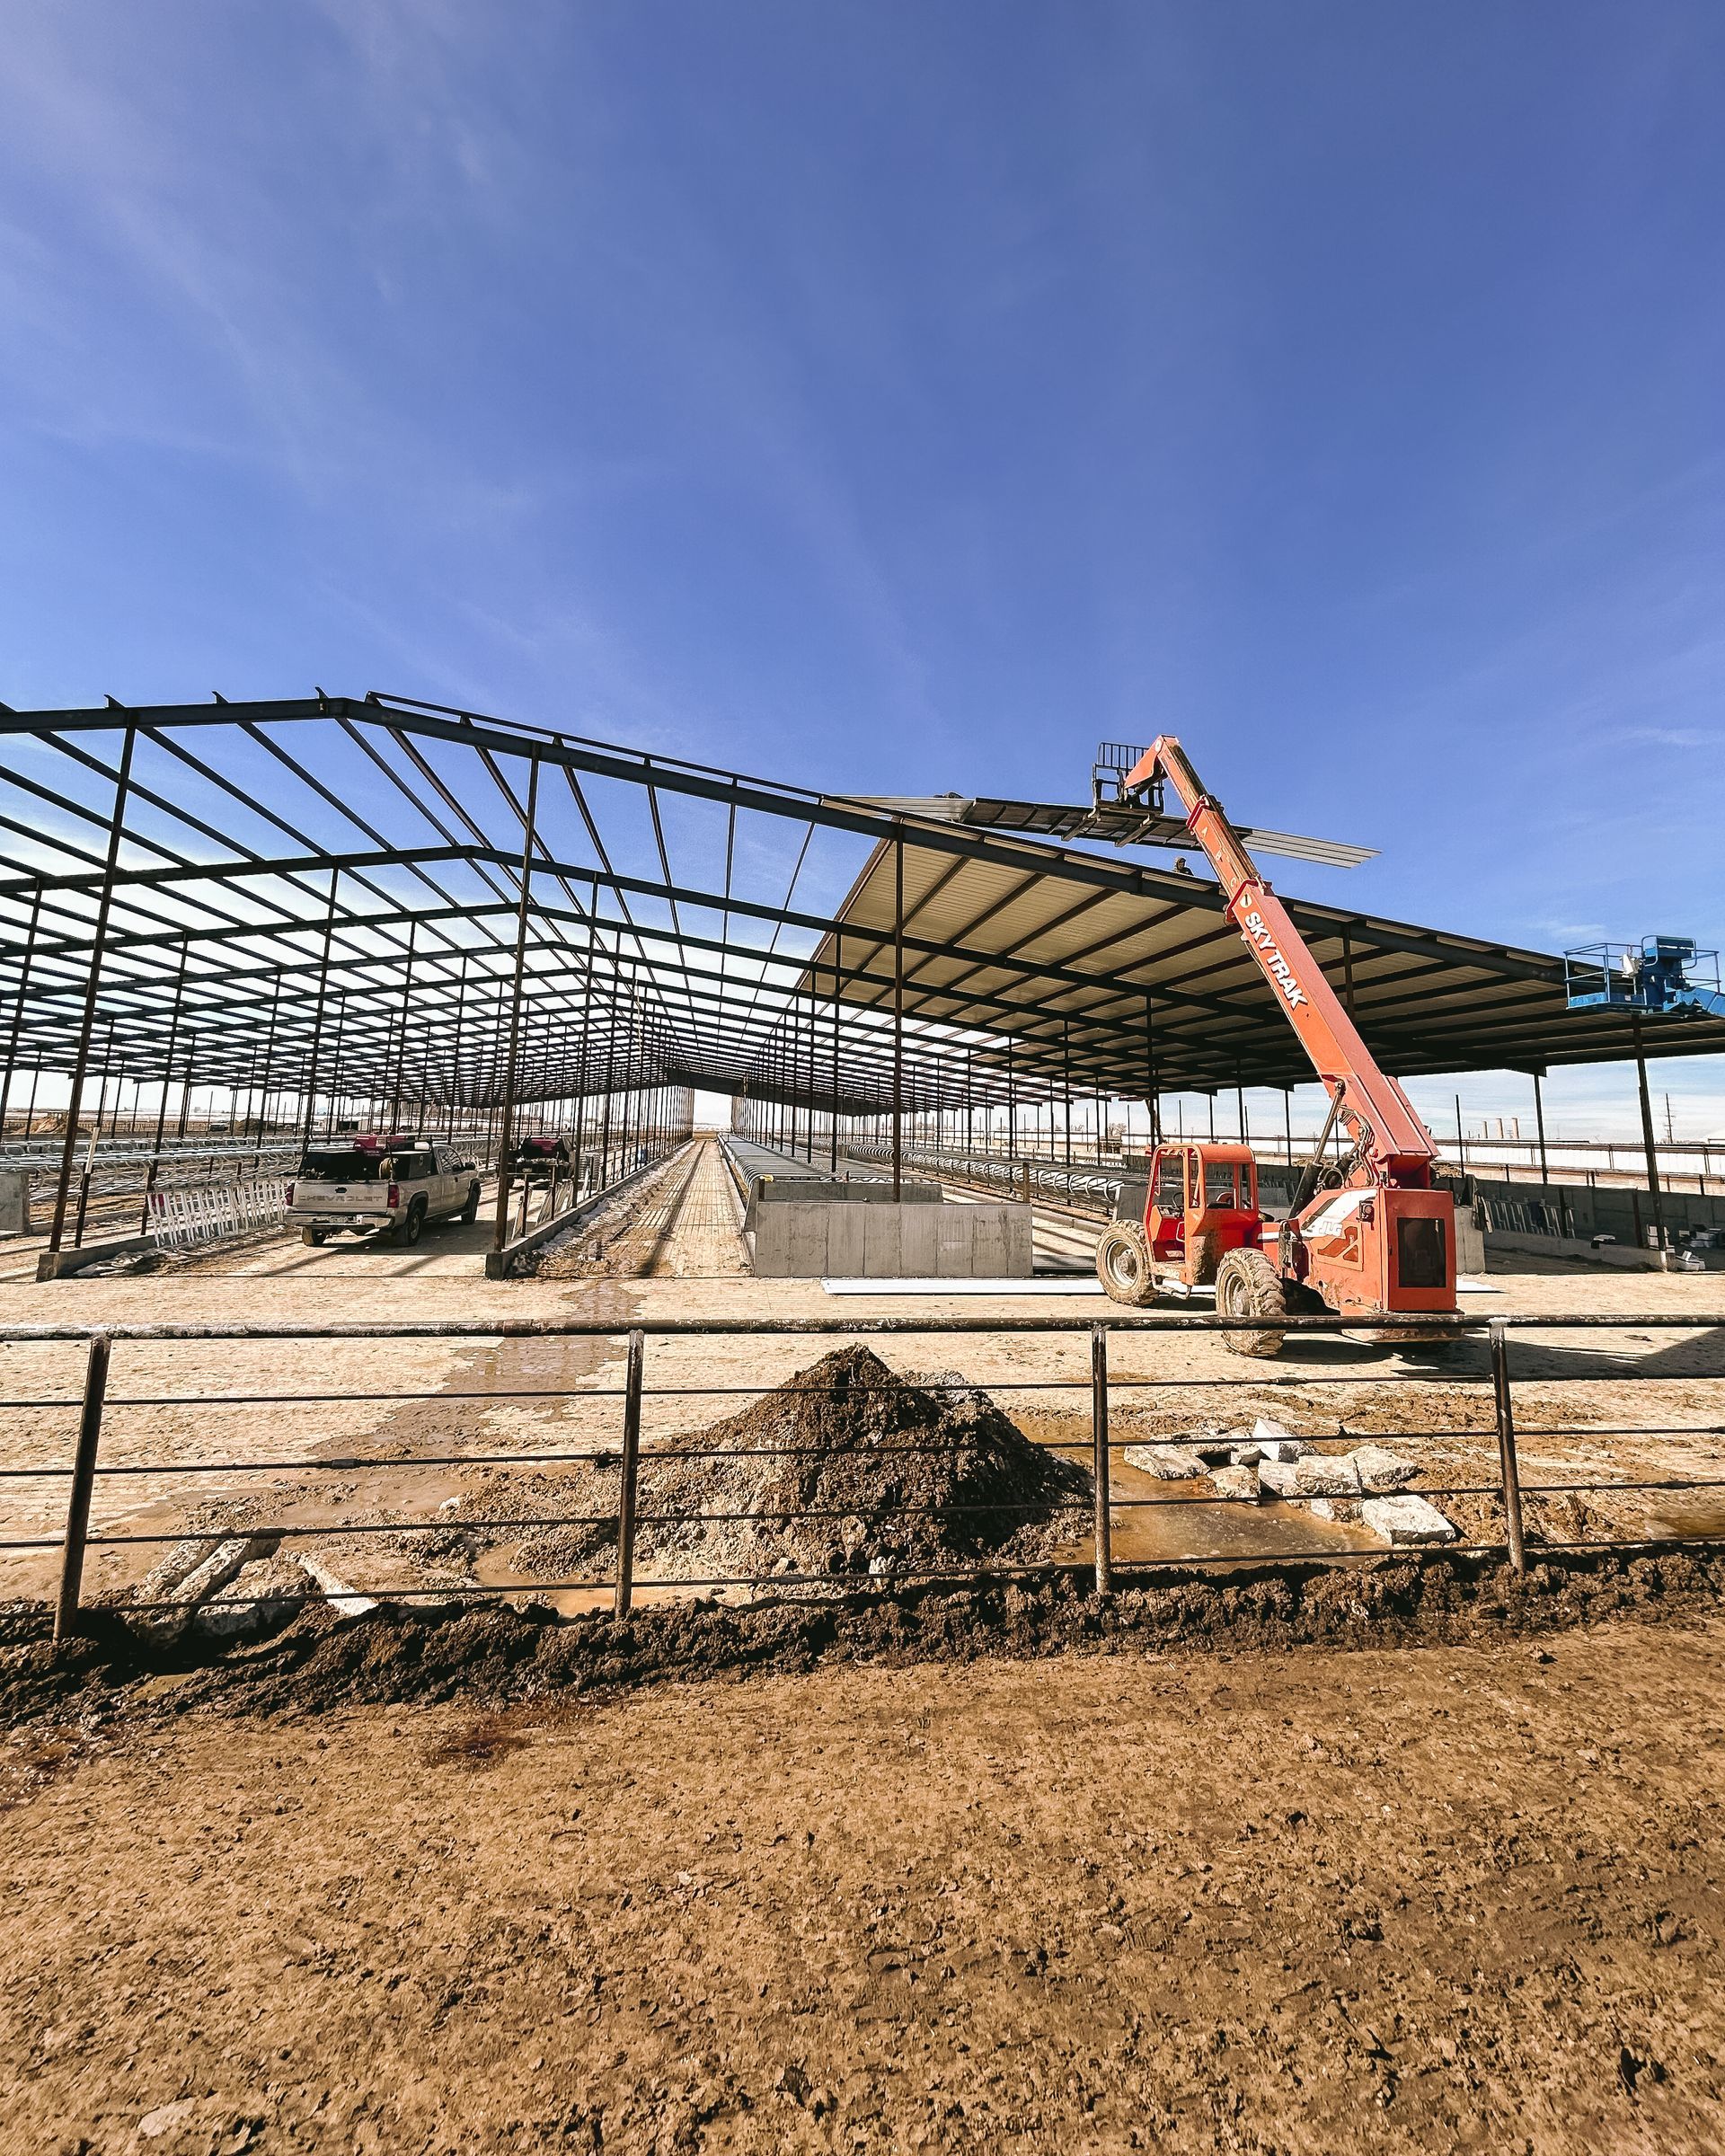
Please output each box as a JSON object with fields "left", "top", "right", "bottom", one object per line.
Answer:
{"left": 1093, "top": 738, "right": 1456, "bottom": 1356}
{"left": 508, "top": 1133, "right": 574, "bottom": 1181}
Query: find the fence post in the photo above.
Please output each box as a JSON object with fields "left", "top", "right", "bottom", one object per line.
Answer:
{"left": 1489, "top": 1320, "right": 1526, "bottom": 1575}
{"left": 54, "top": 1333, "right": 111, "bottom": 1644}
{"left": 614, "top": 1329, "right": 645, "bottom": 1618}
{"left": 1091, "top": 1323, "right": 1112, "bottom": 1595}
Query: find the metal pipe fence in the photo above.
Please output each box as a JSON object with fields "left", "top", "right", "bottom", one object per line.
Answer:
{"left": 4, "top": 1144, "right": 303, "bottom": 1245}
{"left": 0, "top": 1311, "right": 1719, "bottom": 1643}
{"left": 146, "top": 1176, "right": 288, "bottom": 1249}
{"left": 837, "top": 1136, "right": 1123, "bottom": 1213}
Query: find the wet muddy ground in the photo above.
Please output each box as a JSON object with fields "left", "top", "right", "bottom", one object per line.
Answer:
{"left": 4, "top": 1595, "right": 1721, "bottom": 2153}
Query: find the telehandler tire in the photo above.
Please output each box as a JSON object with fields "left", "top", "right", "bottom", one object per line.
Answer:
{"left": 1095, "top": 1222, "right": 1159, "bottom": 1306}
{"left": 1215, "top": 1247, "right": 1287, "bottom": 1357}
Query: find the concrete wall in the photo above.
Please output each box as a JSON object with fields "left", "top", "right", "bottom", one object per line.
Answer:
{"left": 1468, "top": 1174, "right": 1725, "bottom": 1247}
{"left": 749, "top": 1198, "right": 1033, "bottom": 1278}
{"left": 0, "top": 1171, "right": 25, "bottom": 1238}
{"left": 1481, "top": 1229, "right": 1719, "bottom": 1272}
{"left": 742, "top": 1175, "right": 941, "bottom": 1233}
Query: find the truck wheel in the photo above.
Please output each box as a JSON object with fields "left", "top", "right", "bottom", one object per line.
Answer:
{"left": 1095, "top": 1222, "right": 1158, "bottom": 1306}
{"left": 300, "top": 1227, "right": 326, "bottom": 1248}
{"left": 399, "top": 1199, "right": 425, "bottom": 1247}
{"left": 1216, "top": 1249, "right": 1287, "bottom": 1357}
{"left": 460, "top": 1184, "right": 480, "bottom": 1224}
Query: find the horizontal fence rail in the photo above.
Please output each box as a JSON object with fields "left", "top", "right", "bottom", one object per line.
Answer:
{"left": 0, "top": 1311, "right": 1718, "bottom": 1643}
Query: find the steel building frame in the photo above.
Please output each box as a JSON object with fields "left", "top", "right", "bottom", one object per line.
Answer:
{"left": 4, "top": 691, "right": 1721, "bottom": 1254}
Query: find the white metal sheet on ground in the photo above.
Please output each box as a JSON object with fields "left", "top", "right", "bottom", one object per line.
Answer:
{"left": 1456, "top": 1277, "right": 1504, "bottom": 1294}
{"left": 821, "top": 1276, "right": 1105, "bottom": 1296}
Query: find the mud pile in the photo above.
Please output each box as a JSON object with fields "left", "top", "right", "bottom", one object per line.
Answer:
{"left": 5, "top": 1547, "right": 1721, "bottom": 1727}
{"left": 521, "top": 1345, "right": 1090, "bottom": 1588}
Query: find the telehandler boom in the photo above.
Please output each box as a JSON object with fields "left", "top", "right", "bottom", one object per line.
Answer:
{"left": 1093, "top": 738, "right": 1457, "bottom": 1354}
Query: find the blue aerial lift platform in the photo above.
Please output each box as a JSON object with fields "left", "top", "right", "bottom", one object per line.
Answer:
{"left": 1565, "top": 937, "right": 1725, "bottom": 1020}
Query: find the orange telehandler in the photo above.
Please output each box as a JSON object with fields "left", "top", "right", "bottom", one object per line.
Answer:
{"left": 1093, "top": 738, "right": 1457, "bottom": 1355}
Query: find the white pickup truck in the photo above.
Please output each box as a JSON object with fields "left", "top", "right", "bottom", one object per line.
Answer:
{"left": 287, "top": 1135, "right": 482, "bottom": 1247}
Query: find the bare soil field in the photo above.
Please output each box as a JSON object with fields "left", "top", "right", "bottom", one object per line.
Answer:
{"left": 4, "top": 1606, "right": 1722, "bottom": 2154}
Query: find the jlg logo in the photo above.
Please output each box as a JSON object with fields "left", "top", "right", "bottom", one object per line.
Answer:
{"left": 1241, "top": 909, "right": 1308, "bottom": 1009}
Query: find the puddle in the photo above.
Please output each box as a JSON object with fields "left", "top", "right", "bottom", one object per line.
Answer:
{"left": 1021, "top": 1411, "right": 1385, "bottom": 1569}
{"left": 1039, "top": 1459, "right": 1384, "bottom": 1570}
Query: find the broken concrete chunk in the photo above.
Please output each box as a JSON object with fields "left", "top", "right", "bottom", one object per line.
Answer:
{"left": 1251, "top": 1414, "right": 1302, "bottom": 1466}
{"left": 172, "top": 1536, "right": 270, "bottom": 1605}
{"left": 195, "top": 1555, "right": 313, "bottom": 1636}
{"left": 1347, "top": 1443, "right": 1420, "bottom": 1494}
{"left": 1294, "top": 1454, "right": 1361, "bottom": 1498}
{"left": 1209, "top": 1464, "right": 1262, "bottom": 1502}
{"left": 1256, "top": 1460, "right": 1301, "bottom": 1498}
{"left": 137, "top": 1536, "right": 223, "bottom": 1600}
{"left": 300, "top": 1554, "right": 379, "bottom": 1616}
{"left": 1305, "top": 1496, "right": 1365, "bottom": 1524}
{"left": 1361, "top": 1494, "right": 1458, "bottom": 1546}
{"left": 1251, "top": 1418, "right": 1308, "bottom": 1462}
{"left": 1192, "top": 1438, "right": 1237, "bottom": 1466}
{"left": 1122, "top": 1444, "right": 1207, "bottom": 1480}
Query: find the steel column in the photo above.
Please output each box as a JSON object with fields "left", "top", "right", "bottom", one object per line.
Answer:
{"left": 298, "top": 871, "right": 341, "bottom": 1150}
{"left": 49, "top": 725, "right": 136, "bottom": 1252}
{"left": 1532, "top": 1069, "right": 1549, "bottom": 1186}
{"left": 139, "top": 942, "right": 190, "bottom": 1235}
{"left": 891, "top": 832, "right": 904, "bottom": 1200}
{"left": 1631, "top": 1020, "right": 1667, "bottom": 1250}
{"left": 0, "top": 887, "right": 41, "bottom": 1134}
{"left": 491, "top": 755, "right": 540, "bottom": 1251}
{"left": 447, "top": 953, "right": 468, "bottom": 1142}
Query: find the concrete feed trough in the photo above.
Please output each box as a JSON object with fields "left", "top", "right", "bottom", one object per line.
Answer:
{"left": 744, "top": 1175, "right": 1033, "bottom": 1279}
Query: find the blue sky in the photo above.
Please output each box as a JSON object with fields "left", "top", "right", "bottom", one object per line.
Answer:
{"left": 2, "top": 2, "right": 1721, "bottom": 1137}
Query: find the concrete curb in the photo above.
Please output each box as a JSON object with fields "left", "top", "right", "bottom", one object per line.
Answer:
{"left": 36, "top": 1235, "right": 153, "bottom": 1281}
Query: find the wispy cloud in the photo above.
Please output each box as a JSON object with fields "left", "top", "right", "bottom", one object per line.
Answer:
{"left": 1611, "top": 725, "right": 1721, "bottom": 749}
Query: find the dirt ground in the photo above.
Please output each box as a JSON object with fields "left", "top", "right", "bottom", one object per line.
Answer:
{"left": 535, "top": 1141, "right": 749, "bottom": 1280}
{"left": 4, "top": 1608, "right": 1721, "bottom": 2154}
